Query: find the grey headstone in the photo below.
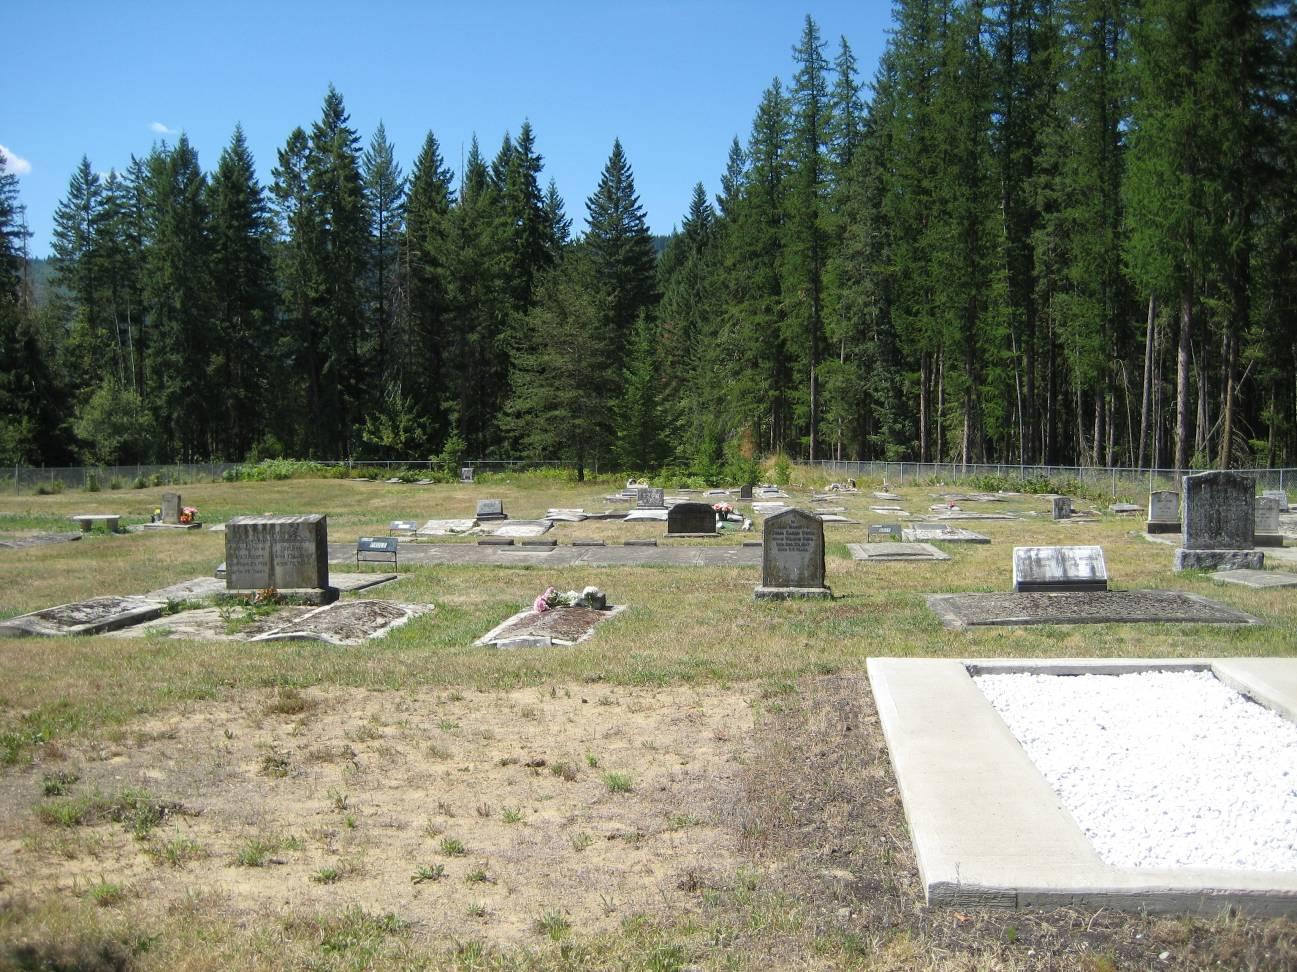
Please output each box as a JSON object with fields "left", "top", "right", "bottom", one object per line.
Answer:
{"left": 225, "top": 514, "right": 330, "bottom": 592}
{"left": 476, "top": 498, "right": 506, "bottom": 520}
{"left": 460, "top": 466, "right": 474, "bottom": 483}
{"left": 667, "top": 501, "right": 717, "bottom": 536}
{"left": 1254, "top": 495, "right": 1283, "bottom": 546}
{"left": 161, "top": 492, "right": 182, "bottom": 524}
{"left": 1262, "top": 489, "right": 1289, "bottom": 513}
{"left": 868, "top": 523, "right": 902, "bottom": 541}
{"left": 637, "top": 487, "right": 665, "bottom": 509}
{"left": 1051, "top": 496, "right": 1072, "bottom": 520}
{"left": 754, "top": 508, "right": 830, "bottom": 599}
{"left": 1012, "top": 545, "right": 1108, "bottom": 593}
{"left": 739, "top": 484, "right": 754, "bottom": 500}
{"left": 1181, "top": 471, "right": 1254, "bottom": 550}
{"left": 1148, "top": 491, "right": 1179, "bottom": 523}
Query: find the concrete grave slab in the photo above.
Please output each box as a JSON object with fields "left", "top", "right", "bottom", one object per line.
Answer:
{"left": 1212, "top": 569, "right": 1297, "bottom": 589}
{"left": 416, "top": 519, "right": 477, "bottom": 536}
{"left": 622, "top": 509, "right": 666, "bottom": 522}
{"left": 332, "top": 572, "right": 400, "bottom": 593}
{"left": 873, "top": 491, "right": 902, "bottom": 501}
{"left": 927, "top": 590, "right": 1261, "bottom": 629}
{"left": 931, "top": 511, "right": 1017, "bottom": 521}
{"left": 868, "top": 656, "right": 1297, "bottom": 915}
{"left": 252, "top": 599, "right": 432, "bottom": 645}
{"left": 492, "top": 520, "right": 552, "bottom": 538}
{"left": 904, "top": 523, "right": 990, "bottom": 544}
{"left": 544, "top": 509, "right": 589, "bottom": 522}
{"left": 1109, "top": 503, "right": 1143, "bottom": 515}
{"left": 328, "top": 542, "right": 762, "bottom": 569}
{"left": 815, "top": 513, "right": 859, "bottom": 523}
{"left": 144, "top": 576, "right": 227, "bottom": 602}
{"left": 848, "top": 542, "right": 950, "bottom": 562}
{"left": 0, "top": 532, "right": 81, "bottom": 550}
{"left": 0, "top": 595, "right": 164, "bottom": 637}
{"left": 476, "top": 603, "right": 627, "bottom": 647}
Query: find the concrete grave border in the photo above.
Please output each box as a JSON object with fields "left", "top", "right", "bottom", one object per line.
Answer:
{"left": 867, "top": 656, "right": 1297, "bottom": 915}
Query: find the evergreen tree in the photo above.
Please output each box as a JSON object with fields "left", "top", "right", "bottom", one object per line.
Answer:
{"left": 208, "top": 124, "right": 275, "bottom": 459}
{"left": 613, "top": 312, "right": 664, "bottom": 469}
{"left": 542, "top": 178, "right": 572, "bottom": 258}
{"left": 503, "top": 121, "right": 552, "bottom": 309}
{"left": 363, "top": 121, "right": 406, "bottom": 373}
{"left": 584, "top": 138, "right": 658, "bottom": 367}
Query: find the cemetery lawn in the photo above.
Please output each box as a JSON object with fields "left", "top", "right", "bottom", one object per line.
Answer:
{"left": 0, "top": 473, "right": 1294, "bottom": 970}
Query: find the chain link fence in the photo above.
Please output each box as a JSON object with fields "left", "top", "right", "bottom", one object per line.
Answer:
{"left": 812, "top": 460, "right": 1296, "bottom": 497}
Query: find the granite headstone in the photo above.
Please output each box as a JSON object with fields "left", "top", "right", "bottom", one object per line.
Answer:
{"left": 1254, "top": 495, "right": 1283, "bottom": 547}
{"left": 225, "top": 514, "right": 334, "bottom": 598}
{"left": 1051, "top": 496, "right": 1072, "bottom": 520}
{"left": 1012, "top": 545, "right": 1108, "bottom": 592}
{"left": 476, "top": 498, "right": 506, "bottom": 521}
{"left": 1147, "top": 490, "right": 1181, "bottom": 533}
{"left": 739, "top": 484, "right": 754, "bottom": 500}
{"left": 754, "top": 508, "right": 831, "bottom": 599}
{"left": 460, "top": 466, "right": 474, "bottom": 483}
{"left": 637, "top": 487, "right": 666, "bottom": 509}
{"left": 666, "top": 501, "right": 717, "bottom": 536}
{"left": 161, "top": 492, "right": 182, "bottom": 524}
{"left": 1174, "top": 471, "right": 1263, "bottom": 571}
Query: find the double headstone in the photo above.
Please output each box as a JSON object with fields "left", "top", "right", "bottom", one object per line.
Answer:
{"left": 637, "top": 487, "right": 665, "bottom": 509}
{"left": 161, "top": 492, "right": 182, "bottom": 525}
{"left": 1254, "top": 495, "right": 1284, "bottom": 548}
{"left": 1051, "top": 496, "right": 1072, "bottom": 520}
{"left": 1012, "top": 545, "right": 1108, "bottom": 592}
{"left": 754, "top": 509, "right": 831, "bottom": 600}
{"left": 1173, "top": 471, "right": 1263, "bottom": 571}
{"left": 225, "top": 514, "right": 336, "bottom": 602}
{"left": 1146, "top": 490, "right": 1181, "bottom": 534}
{"left": 476, "top": 498, "right": 507, "bottom": 521}
{"left": 666, "top": 501, "right": 717, "bottom": 537}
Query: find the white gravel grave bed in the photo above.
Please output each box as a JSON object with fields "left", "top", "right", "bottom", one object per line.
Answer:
{"left": 974, "top": 670, "right": 1297, "bottom": 872}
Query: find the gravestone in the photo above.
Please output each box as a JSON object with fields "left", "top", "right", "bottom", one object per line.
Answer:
{"left": 460, "top": 466, "right": 474, "bottom": 483}
{"left": 754, "top": 508, "right": 831, "bottom": 600}
{"left": 637, "top": 487, "right": 666, "bottom": 509}
{"left": 667, "top": 501, "right": 717, "bottom": 537}
{"left": 1254, "top": 495, "right": 1284, "bottom": 547}
{"left": 1262, "top": 489, "right": 1289, "bottom": 513}
{"left": 225, "top": 514, "right": 335, "bottom": 600}
{"left": 739, "top": 484, "right": 754, "bottom": 500}
{"left": 1051, "top": 496, "right": 1072, "bottom": 520}
{"left": 161, "top": 492, "right": 182, "bottom": 524}
{"left": 388, "top": 520, "right": 418, "bottom": 536}
{"left": 1173, "top": 471, "right": 1263, "bottom": 571}
{"left": 476, "top": 498, "right": 506, "bottom": 521}
{"left": 1012, "top": 545, "right": 1108, "bottom": 592}
{"left": 1146, "top": 491, "right": 1181, "bottom": 534}
{"left": 868, "top": 523, "right": 902, "bottom": 542}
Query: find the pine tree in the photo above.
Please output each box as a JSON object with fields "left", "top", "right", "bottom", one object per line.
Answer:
{"left": 613, "top": 312, "right": 664, "bottom": 469}
{"left": 208, "top": 124, "right": 275, "bottom": 459}
{"left": 584, "top": 138, "right": 658, "bottom": 368}
{"left": 542, "top": 178, "right": 571, "bottom": 259}
{"left": 503, "top": 121, "right": 552, "bottom": 309}
{"left": 363, "top": 121, "right": 407, "bottom": 373}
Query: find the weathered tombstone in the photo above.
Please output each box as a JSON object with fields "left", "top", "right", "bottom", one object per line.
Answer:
{"left": 1262, "top": 489, "right": 1289, "bottom": 513}
{"left": 754, "top": 509, "right": 831, "bottom": 600}
{"left": 1051, "top": 496, "right": 1072, "bottom": 520}
{"left": 1254, "top": 495, "right": 1284, "bottom": 547}
{"left": 476, "top": 498, "right": 506, "bottom": 521}
{"left": 739, "top": 484, "right": 754, "bottom": 500}
{"left": 161, "top": 492, "right": 182, "bottom": 524}
{"left": 1146, "top": 491, "right": 1181, "bottom": 534}
{"left": 1012, "top": 545, "right": 1108, "bottom": 592}
{"left": 1173, "top": 471, "right": 1264, "bottom": 571}
{"left": 460, "top": 466, "right": 474, "bottom": 483}
{"left": 666, "top": 501, "right": 718, "bottom": 537}
{"left": 637, "top": 487, "right": 666, "bottom": 509}
{"left": 224, "top": 514, "right": 336, "bottom": 600}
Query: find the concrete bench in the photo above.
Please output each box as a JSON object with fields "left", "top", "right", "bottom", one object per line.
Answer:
{"left": 71, "top": 514, "right": 121, "bottom": 534}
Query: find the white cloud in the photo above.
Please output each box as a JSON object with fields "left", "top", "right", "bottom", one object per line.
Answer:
{"left": 0, "top": 144, "right": 32, "bottom": 176}
{"left": 150, "top": 121, "right": 178, "bottom": 135}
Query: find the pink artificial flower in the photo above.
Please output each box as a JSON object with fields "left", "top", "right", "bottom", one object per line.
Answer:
{"left": 534, "top": 586, "right": 557, "bottom": 614}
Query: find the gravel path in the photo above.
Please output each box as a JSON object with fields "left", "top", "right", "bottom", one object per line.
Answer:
{"left": 974, "top": 670, "right": 1297, "bottom": 871}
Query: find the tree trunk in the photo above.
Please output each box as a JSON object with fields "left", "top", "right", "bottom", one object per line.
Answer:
{"left": 919, "top": 353, "right": 929, "bottom": 463}
{"left": 1137, "top": 294, "right": 1155, "bottom": 468}
{"left": 1175, "top": 291, "right": 1192, "bottom": 474}
{"left": 1217, "top": 327, "right": 1236, "bottom": 470}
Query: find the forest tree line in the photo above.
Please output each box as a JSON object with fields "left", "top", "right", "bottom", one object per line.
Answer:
{"left": 2, "top": 1, "right": 1296, "bottom": 476}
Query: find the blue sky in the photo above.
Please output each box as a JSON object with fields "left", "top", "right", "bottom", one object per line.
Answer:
{"left": 3, "top": 1, "right": 893, "bottom": 257}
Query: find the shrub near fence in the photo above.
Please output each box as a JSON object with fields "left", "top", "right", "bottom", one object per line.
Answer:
{"left": 813, "top": 460, "right": 1297, "bottom": 497}
{"left": 6, "top": 463, "right": 242, "bottom": 495}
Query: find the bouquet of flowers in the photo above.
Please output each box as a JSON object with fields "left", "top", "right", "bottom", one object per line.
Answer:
{"left": 179, "top": 506, "right": 199, "bottom": 524}
{"left": 712, "top": 502, "right": 734, "bottom": 516}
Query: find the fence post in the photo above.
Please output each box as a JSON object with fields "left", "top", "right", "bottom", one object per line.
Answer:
{"left": 1112, "top": 468, "right": 1116, "bottom": 498}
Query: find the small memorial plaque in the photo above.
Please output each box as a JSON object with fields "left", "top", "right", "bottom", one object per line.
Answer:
{"left": 667, "top": 501, "right": 717, "bottom": 536}
{"left": 868, "top": 523, "right": 902, "bottom": 541}
{"left": 755, "top": 508, "right": 830, "bottom": 599}
{"left": 225, "top": 514, "right": 331, "bottom": 593}
{"left": 476, "top": 498, "right": 506, "bottom": 521}
{"left": 1012, "top": 545, "right": 1108, "bottom": 593}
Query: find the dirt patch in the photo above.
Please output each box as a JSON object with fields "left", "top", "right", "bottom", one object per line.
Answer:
{"left": 0, "top": 684, "right": 751, "bottom": 949}
{"left": 105, "top": 605, "right": 316, "bottom": 641}
{"left": 253, "top": 600, "right": 431, "bottom": 645}
{"left": 480, "top": 605, "right": 622, "bottom": 646}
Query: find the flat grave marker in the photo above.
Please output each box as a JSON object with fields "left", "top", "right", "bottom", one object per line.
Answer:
{"left": 903, "top": 523, "right": 990, "bottom": 544}
{"left": 476, "top": 602, "right": 626, "bottom": 647}
{"left": 1212, "top": 568, "right": 1297, "bottom": 590}
{"left": 868, "top": 523, "right": 902, "bottom": 541}
{"left": 0, "top": 595, "right": 164, "bottom": 638}
{"left": 252, "top": 599, "right": 431, "bottom": 645}
{"left": 388, "top": 520, "right": 419, "bottom": 536}
{"left": 927, "top": 590, "right": 1261, "bottom": 629}
{"left": 849, "top": 542, "right": 949, "bottom": 562}
{"left": 416, "top": 518, "right": 477, "bottom": 536}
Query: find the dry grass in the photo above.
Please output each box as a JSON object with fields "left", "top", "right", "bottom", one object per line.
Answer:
{"left": 0, "top": 470, "right": 1294, "bottom": 968}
